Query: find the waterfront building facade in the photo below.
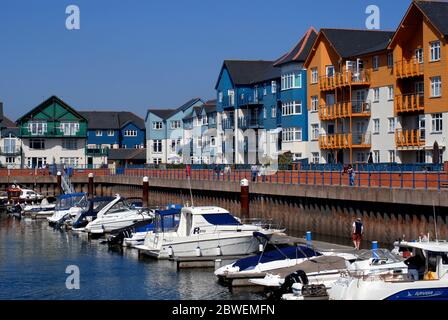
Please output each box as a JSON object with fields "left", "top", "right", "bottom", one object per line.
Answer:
{"left": 0, "top": 103, "right": 22, "bottom": 168}
{"left": 389, "top": 0, "right": 448, "bottom": 164}
{"left": 80, "top": 111, "right": 146, "bottom": 167}
{"left": 17, "top": 96, "right": 88, "bottom": 169}
{"left": 304, "top": 29, "right": 396, "bottom": 164}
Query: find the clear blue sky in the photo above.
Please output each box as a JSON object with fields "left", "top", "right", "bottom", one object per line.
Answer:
{"left": 0, "top": 0, "right": 410, "bottom": 120}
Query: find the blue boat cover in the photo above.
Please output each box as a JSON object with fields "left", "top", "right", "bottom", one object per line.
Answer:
{"left": 156, "top": 208, "right": 182, "bottom": 217}
{"left": 58, "top": 193, "right": 86, "bottom": 199}
{"left": 202, "top": 213, "right": 241, "bottom": 226}
{"left": 234, "top": 246, "right": 322, "bottom": 271}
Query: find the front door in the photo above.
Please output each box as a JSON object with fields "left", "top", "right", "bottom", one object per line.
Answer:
{"left": 87, "top": 157, "right": 93, "bottom": 169}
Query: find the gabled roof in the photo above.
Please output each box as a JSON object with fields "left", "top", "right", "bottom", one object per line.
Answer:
{"left": 146, "top": 98, "right": 204, "bottom": 122}
{"left": 305, "top": 29, "right": 394, "bottom": 66}
{"left": 215, "top": 60, "right": 280, "bottom": 89}
{"left": 2, "top": 117, "right": 18, "bottom": 129}
{"left": 147, "top": 109, "right": 177, "bottom": 120}
{"left": 389, "top": 1, "right": 448, "bottom": 49}
{"left": 16, "top": 96, "right": 87, "bottom": 123}
{"left": 274, "top": 27, "right": 319, "bottom": 67}
{"left": 416, "top": 0, "right": 448, "bottom": 37}
{"left": 321, "top": 29, "right": 394, "bottom": 58}
{"left": 79, "top": 111, "right": 145, "bottom": 130}
{"left": 203, "top": 100, "right": 217, "bottom": 113}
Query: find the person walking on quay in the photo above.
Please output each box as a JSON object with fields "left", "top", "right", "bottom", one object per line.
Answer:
{"left": 347, "top": 164, "right": 355, "bottom": 186}
{"left": 251, "top": 164, "right": 258, "bottom": 182}
{"left": 352, "top": 217, "right": 364, "bottom": 250}
{"left": 224, "top": 165, "right": 231, "bottom": 181}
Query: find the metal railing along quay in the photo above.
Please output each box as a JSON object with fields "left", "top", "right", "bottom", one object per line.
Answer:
{"left": 1, "top": 166, "right": 447, "bottom": 191}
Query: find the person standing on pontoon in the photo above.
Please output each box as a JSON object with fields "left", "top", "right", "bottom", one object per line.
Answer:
{"left": 352, "top": 217, "right": 364, "bottom": 250}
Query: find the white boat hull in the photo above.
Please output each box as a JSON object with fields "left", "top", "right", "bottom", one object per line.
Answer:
{"left": 137, "top": 231, "right": 270, "bottom": 259}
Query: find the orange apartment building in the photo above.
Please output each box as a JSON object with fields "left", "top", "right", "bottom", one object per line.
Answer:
{"left": 304, "top": 29, "right": 396, "bottom": 164}
{"left": 304, "top": 0, "right": 448, "bottom": 165}
{"left": 389, "top": 0, "right": 448, "bottom": 164}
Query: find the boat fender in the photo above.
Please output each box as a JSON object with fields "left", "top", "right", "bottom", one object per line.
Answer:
{"left": 259, "top": 244, "right": 264, "bottom": 252}
{"left": 216, "top": 246, "right": 222, "bottom": 256}
{"left": 196, "top": 247, "right": 201, "bottom": 257}
{"left": 168, "top": 246, "right": 174, "bottom": 257}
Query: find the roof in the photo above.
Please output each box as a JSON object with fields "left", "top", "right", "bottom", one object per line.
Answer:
{"left": 216, "top": 60, "right": 281, "bottom": 89}
{"left": 177, "top": 98, "right": 203, "bottom": 112}
{"left": 1, "top": 116, "right": 19, "bottom": 136}
{"left": 398, "top": 241, "right": 448, "bottom": 253}
{"left": 320, "top": 29, "right": 395, "bottom": 58}
{"left": 16, "top": 96, "right": 87, "bottom": 123}
{"left": 2, "top": 117, "right": 17, "bottom": 128}
{"left": 274, "top": 27, "right": 319, "bottom": 67}
{"left": 108, "top": 148, "right": 147, "bottom": 161}
{"left": 80, "top": 111, "right": 145, "bottom": 130}
{"left": 416, "top": 0, "right": 448, "bottom": 36}
{"left": 203, "top": 100, "right": 217, "bottom": 113}
{"left": 147, "top": 109, "right": 177, "bottom": 120}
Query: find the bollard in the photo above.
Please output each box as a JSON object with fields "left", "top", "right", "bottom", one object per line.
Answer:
{"left": 56, "top": 171, "right": 62, "bottom": 196}
{"left": 372, "top": 241, "right": 379, "bottom": 259}
{"left": 240, "top": 178, "right": 249, "bottom": 219}
{"left": 88, "top": 173, "right": 94, "bottom": 198}
{"left": 306, "top": 231, "right": 312, "bottom": 248}
{"left": 142, "top": 176, "right": 149, "bottom": 208}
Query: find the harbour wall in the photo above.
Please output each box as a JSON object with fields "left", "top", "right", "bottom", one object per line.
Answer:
{"left": 2, "top": 175, "right": 447, "bottom": 244}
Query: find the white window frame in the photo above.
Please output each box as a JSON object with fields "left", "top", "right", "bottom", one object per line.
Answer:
{"left": 388, "top": 117, "right": 396, "bottom": 133}
{"left": 311, "top": 124, "right": 319, "bottom": 141}
{"left": 153, "top": 140, "right": 162, "bottom": 153}
{"left": 107, "top": 130, "right": 115, "bottom": 136}
{"left": 430, "top": 41, "right": 441, "bottom": 62}
{"left": 432, "top": 113, "right": 443, "bottom": 133}
{"left": 311, "top": 68, "right": 318, "bottom": 84}
{"left": 373, "top": 88, "right": 380, "bottom": 102}
{"left": 388, "top": 86, "right": 394, "bottom": 101}
{"left": 311, "top": 96, "right": 319, "bottom": 112}
{"left": 29, "top": 121, "right": 48, "bottom": 136}
{"left": 387, "top": 53, "right": 394, "bottom": 68}
{"left": 282, "top": 101, "right": 302, "bottom": 116}
{"left": 271, "top": 80, "right": 277, "bottom": 94}
{"left": 153, "top": 122, "right": 163, "bottom": 130}
{"left": 373, "top": 56, "right": 379, "bottom": 71}
{"left": 430, "top": 76, "right": 442, "bottom": 98}
{"left": 373, "top": 119, "right": 380, "bottom": 134}
{"left": 271, "top": 106, "right": 276, "bottom": 119}
{"left": 415, "top": 48, "right": 424, "bottom": 64}
{"left": 95, "top": 130, "right": 103, "bottom": 137}
{"left": 312, "top": 152, "right": 320, "bottom": 164}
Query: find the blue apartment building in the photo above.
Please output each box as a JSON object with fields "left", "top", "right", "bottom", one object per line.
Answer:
{"left": 214, "top": 28, "right": 317, "bottom": 165}
{"left": 80, "top": 111, "right": 145, "bottom": 167}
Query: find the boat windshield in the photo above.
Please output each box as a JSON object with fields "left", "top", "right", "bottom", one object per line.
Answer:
{"left": 154, "top": 210, "right": 181, "bottom": 233}
{"left": 56, "top": 194, "right": 86, "bottom": 210}
{"left": 356, "top": 249, "right": 402, "bottom": 264}
{"left": 201, "top": 213, "right": 241, "bottom": 226}
{"left": 106, "top": 200, "right": 133, "bottom": 214}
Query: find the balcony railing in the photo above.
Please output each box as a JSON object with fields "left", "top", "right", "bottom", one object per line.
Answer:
{"left": 0, "top": 146, "right": 22, "bottom": 156}
{"left": 238, "top": 116, "right": 263, "bottom": 129}
{"left": 221, "top": 117, "right": 234, "bottom": 130}
{"left": 319, "top": 70, "right": 370, "bottom": 91}
{"left": 394, "top": 59, "right": 424, "bottom": 79}
{"left": 20, "top": 122, "right": 87, "bottom": 138}
{"left": 395, "top": 129, "right": 425, "bottom": 148}
{"left": 239, "top": 94, "right": 263, "bottom": 107}
{"left": 395, "top": 93, "right": 424, "bottom": 114}
{"left": 319, "top": 132, "right": 371, "bottom": 149}
{"left": 319, "top": 100, "right": 371, "bottom": 120}
{"left": 85, "top": 147, "right": 110, "bottom": 156}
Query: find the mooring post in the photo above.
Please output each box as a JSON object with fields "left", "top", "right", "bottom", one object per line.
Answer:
{"left": 240, "top": 178, "right": 249, "bottom": 219}
{"left": 143, "top": 176, "right": 149, "bottom": 208}
{"left": 372, "top": 241, "right": 379, "bottom": 259}
{"left": 88, "top": 173, "right": 94, "bottom": 198}
{"left": 56, "top": 171, "right": 62, "bottom": 196}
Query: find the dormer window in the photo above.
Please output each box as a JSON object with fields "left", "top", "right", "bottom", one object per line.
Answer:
{"left": 29, "top": 121, "right": 47, "bottom": 136}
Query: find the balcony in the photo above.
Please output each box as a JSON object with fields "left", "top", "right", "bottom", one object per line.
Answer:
{"left": 0, "top": 146, "right": 22, "bottom": 157}
{"left": 395, "top": 93, "right": 424, "bottom": 114}
{"left": 395, "top": 129, "right": 425, "bottom": 148}
{"left": 319, "top": 101, "right": 371, "bottom": 121}
{"left": 394, "top": 59, "right": 424, "bottom": 79}
{"left": 85, "top": 147, "right": 110, "bottom": 156}
{"left": 20, "top": 122, "right": 87, "bottom": 138}
{"left": 238, "top": 116, "right": 263, "bottom": 129}
{"left": 319, "top": 70, "right": 370, "bottom": 91}
{"left": 319, "top": 132, "right": 371, "bottom": 150}
{"left": 221, "top": 96, "right": 235, "bottom": 109}
{"left": 239, "top": 94, "right": 263, "bottom": 107}
{"left": 221, "top": 117, "right": 234, "bottom": 130}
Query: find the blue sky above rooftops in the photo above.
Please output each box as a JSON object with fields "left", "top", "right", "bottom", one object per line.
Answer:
{"left": 0, "top": 0, "right": 409, "bottom": 120}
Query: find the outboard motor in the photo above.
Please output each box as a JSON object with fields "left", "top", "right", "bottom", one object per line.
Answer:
{"left": 266, "top": 270, "right": 309, "bottom": 301}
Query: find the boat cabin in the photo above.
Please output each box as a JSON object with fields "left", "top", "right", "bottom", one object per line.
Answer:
{"left": 56, "top": 193, "right": 87, "bottom": 211}
{"left": 176, "top": 207, "right": 242, "bottom": 237}
{"left": 396, "top": 241, "right": 448, "bottom": 281}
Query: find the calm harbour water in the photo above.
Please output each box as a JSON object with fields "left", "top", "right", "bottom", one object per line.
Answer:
{"left": 0, "top": 213, "right": 359, "bottom": 300}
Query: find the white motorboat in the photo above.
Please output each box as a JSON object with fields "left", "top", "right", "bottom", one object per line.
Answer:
{"left": 84, "top": 195, "right": 153, "bottom": 236}
{"left": 326, "top": 241, "right": 448, "bottom": 300}
{"left": 135, "top": 206, "right": 281, "bottom": 259}
{"left": 22, "top": 198, "right": 56, "bottom": 218}
{"left": 47, "top": 193, "right": 87, "bottom": 226}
